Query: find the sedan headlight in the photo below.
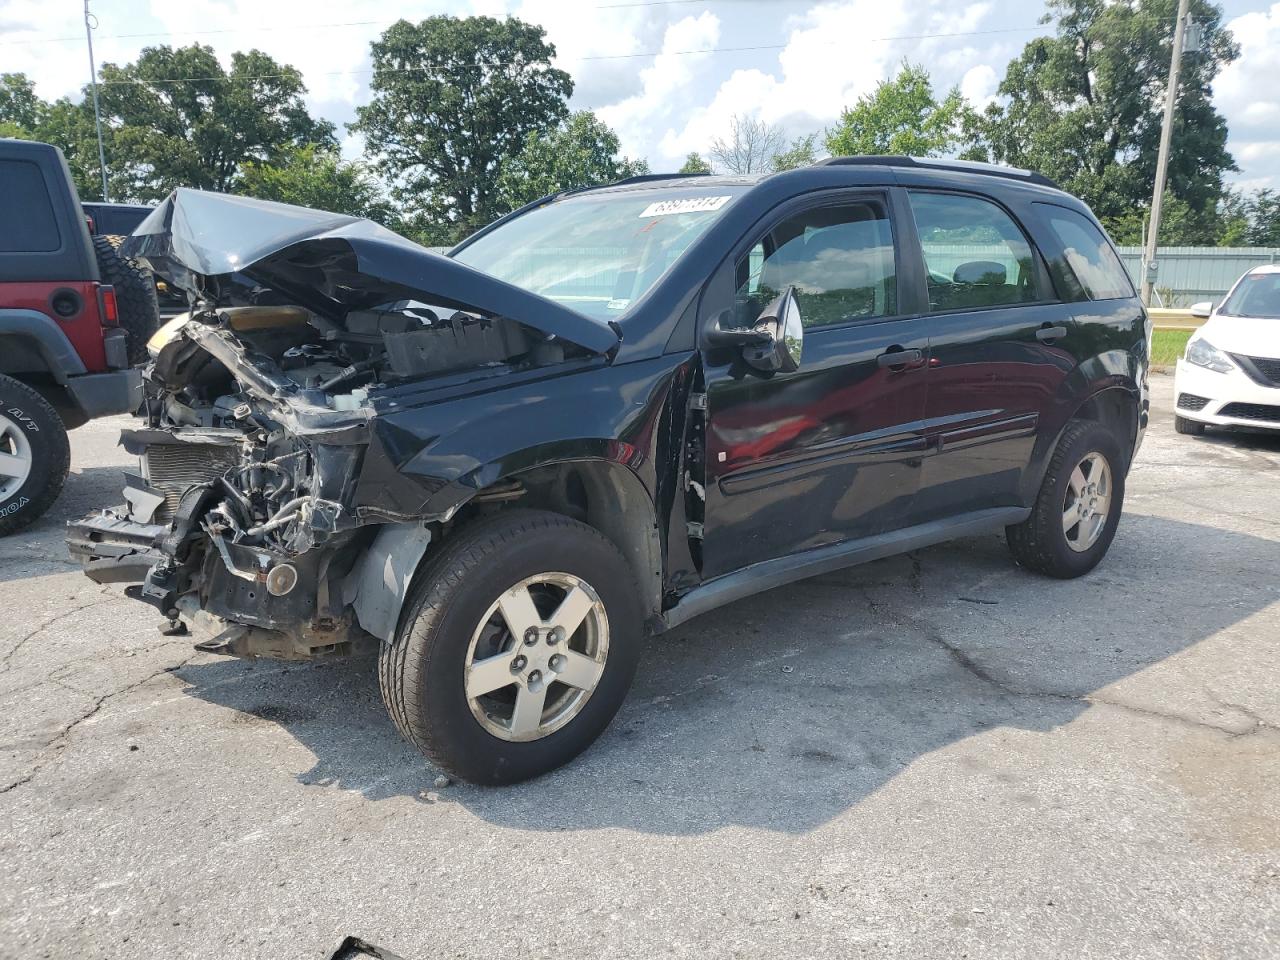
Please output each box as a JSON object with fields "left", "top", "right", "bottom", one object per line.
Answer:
{"left": 1185, "top": 337, "right": 1235, "bottom": 374}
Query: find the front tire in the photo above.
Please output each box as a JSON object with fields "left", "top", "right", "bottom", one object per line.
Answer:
{"left": 1174, "top": 415, "right": 1205, "bottom": 436}
{"left": 1006, "top": 419, "right": 1125, "bottom": 579}
{"left": 0, "top": 375, "right": 70, "bottom": 537}
{"left": 379, "top": 509, "right": 643, "bottom": 785}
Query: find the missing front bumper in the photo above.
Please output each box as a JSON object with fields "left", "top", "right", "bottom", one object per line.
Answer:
{"left": 66, "top": 509, "right": 166, "bottom": 584}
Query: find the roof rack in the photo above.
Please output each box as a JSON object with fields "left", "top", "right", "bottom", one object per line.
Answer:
{"left": 816, "top": 155, "right": 1060, "bottom": 190}
{"left": 603, "top": 171, "right": 712, "bottom": 188}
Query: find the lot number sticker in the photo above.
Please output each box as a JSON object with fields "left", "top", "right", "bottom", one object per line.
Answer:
{"left": 638, "top": 196, "right": 732, "bottom": 218}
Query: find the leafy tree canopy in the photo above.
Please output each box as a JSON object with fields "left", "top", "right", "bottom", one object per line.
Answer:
{"left": 496, "top": 111, "right": 647, "bottom": 210}
{"left": 772, "top": 133, "right": 819, "bottom": 171}
{"left": 678, "top": 152, "right": 712, "bottom": 174}
{"left": 0, "top": 73, "right": 46, "bottom": 133}
{"left": 352, "top": 15, "right": 573, "bottom": 245}
{"left": 92, "top": 45, "right": 335, "bottom": 201}
{"left": 971, "top": 0, "right": 1238, "bottom": 232}
{"left": 238, "top": 144, "right": 396, "bottom": 225}
{"left": 824, "top": 62, "right": 976, "bottom": 158}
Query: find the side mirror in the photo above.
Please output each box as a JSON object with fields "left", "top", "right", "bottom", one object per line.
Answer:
{"left": 706, "top": 287, "right": 804, "bottom": 374}
{"left": 1189, "top": 301, "right": 1214, "bottom": 320}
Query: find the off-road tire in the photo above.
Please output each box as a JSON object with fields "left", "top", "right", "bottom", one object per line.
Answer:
{"left": 1174, "top": 415, "right": 1205, "bottom": 436}
{"left": 0, "top": 375, "right": 70, "bottom": 537}
{"left": 379, "top": 509, "right": 643, "bottom": 785}
{"left": 94, "top": 234, "right": 159, "bottom": 365}
{"left": 1005, "top": 419, "right": 1125, "bottom": 579}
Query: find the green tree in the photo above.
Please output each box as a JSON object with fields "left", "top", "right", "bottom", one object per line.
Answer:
{"left": 238, "top": 144, "right": 396, "bottom": 224}
{"left": 495, "top": 111, "right": 647, "bottom": 210}
{"left": 352, "top": 15, "right": 573, "bottom": 245}
{"left": 678, "top": 152, "right": 712, "bottom": 174}
{"left": 0, "top": 77, "right": 111, "bottom": 201}
{"left": 972, "top": 0, "right": 1238, "bottom": 235}
{"left": 824, "top": 62, "right": 975, "bottom": 158}
{"left": 0, "top": 73, "right": 46, "bottom": 135}
{"left": 772, "top": 133, "right": 818, "bottom": 171}
{"left": 94, "top": 44, "right": 335, "bottom": 201}
{"left": 35, "top": 98, "right": 110, "bottom": 200}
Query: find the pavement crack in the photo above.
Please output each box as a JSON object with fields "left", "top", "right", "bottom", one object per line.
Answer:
{"left": 864, "top": 595, "right": 1273, "bottom": 741}
{"left": 0, "top": 591, "right": 120, "bottom": 674}
{"left": 0, "top": 652, "right": 199, "bottom": 796}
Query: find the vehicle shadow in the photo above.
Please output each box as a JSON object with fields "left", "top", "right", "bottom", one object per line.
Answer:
{"left": 0, "top": 464, "right": 131, "bottom": 585}
{"left": 173, "top": 511, "right": 1278, "bottom": 835}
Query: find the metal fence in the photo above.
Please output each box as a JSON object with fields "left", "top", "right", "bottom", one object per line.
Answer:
{"left": 1115, "top": 246, "right": 1280, "bottom": 307}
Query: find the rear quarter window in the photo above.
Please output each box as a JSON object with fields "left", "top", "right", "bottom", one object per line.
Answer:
{"left": 0, "top": 159, "right": 61, "bottom": 253}
{"left": 1036, "top": 204, "right": 1134, "bottom": 301}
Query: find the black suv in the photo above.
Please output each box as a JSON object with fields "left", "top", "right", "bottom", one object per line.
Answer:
{"left": 70, "top": 159, "right": 1149, "bottom": 783}
{"left": 0, "top": 139, "right": 157, "bottom": 535}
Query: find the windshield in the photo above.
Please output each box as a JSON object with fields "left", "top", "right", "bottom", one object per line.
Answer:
{"left": 452, "top": 186, "right": 748, "bottom": 322}
{"left": 1220, "top": 272, "right": 1280, "bottom": 319}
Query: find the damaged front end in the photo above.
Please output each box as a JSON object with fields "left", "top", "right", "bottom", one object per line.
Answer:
{"left": 68, "top": 189, "right": 619, "bottom": 660}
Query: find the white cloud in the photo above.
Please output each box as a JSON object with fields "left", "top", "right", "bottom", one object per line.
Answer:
{"left": 597, "top": 11, "right": 721, "bottom": 161}
{"left": 960, "top": 64, "right": 999, "bottom": 108}
{"left": 3, "top": 0, "right": 1273, "bottom": 190}
{"left": 1216, "top": 3, "right": 1280, "bottom": 191}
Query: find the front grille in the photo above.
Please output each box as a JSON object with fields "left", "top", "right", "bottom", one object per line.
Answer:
{"left": 1217, "top": 402, "right": 1280, "bottom": 423}
{"left": 1177, "top": 393, "right": 1211, "bottom": 411}
{"left": 144, "top": 443, "right": 241, "bottom": 521}
{"left": 1237, "top": 354, "right": 1280, "bottom": 387}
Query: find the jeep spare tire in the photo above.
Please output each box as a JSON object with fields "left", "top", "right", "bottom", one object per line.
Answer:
{"left": 0, "top": 375, "right": 70, "bottom": 537}
{"left": 93, "top": 234, "right": 160, "bottom": 366}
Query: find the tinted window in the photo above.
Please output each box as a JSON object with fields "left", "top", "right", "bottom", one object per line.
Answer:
{"left": 88, "top": 205, "right": 150, "bottom": 236}
{"left": 734, "top": 200, "right": 896, "bottom": 329}
{"left": 0, "top": 160, "right": 60, "bottom": 253}
{"left": 1220, "top": 272, "right": 1280, "bottom": 319}
{"left": 908, "top": 191, "right": 1041, "bottom": 311}
{"left": 1037, "top": 204, "right": 1134, "bottom": 300}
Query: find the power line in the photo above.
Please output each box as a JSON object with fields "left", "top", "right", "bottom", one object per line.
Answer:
{"left": 72, "top": 25, "right": 1068, "bottom": 87}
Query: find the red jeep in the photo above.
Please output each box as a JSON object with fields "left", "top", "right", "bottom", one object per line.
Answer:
{"left": 0, "top": 138, "right": 156, "bottom": 534}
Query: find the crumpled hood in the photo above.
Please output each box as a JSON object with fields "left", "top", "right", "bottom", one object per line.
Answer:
{"left": 123, "top": 188, "right": 620, "bottom": 355}
{"left": 1198, "top": 314, "right": 1280, "bottom": 360}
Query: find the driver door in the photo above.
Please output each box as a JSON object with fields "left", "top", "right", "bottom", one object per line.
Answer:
{"left": 700, "top": 193, "right": 931, "bottom": 579}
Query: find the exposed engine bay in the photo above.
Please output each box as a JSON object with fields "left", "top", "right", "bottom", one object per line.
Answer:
{"left": 67, "top": 188, "right": 620, "bottom": 660}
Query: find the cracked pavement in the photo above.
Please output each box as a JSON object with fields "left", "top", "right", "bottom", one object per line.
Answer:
{"left": 0, "top": 373, "right": 1277, "bottom": 959}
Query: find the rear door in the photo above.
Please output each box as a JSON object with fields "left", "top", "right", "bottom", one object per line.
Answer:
{"left": 700, "top": 191, "right": 930, "bottom": 578}
{"left": 904, "top": 189, "right": 1077, "bottom": 523}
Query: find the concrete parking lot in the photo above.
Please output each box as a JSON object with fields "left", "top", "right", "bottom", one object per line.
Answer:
{"left": 1, "top": 372, "right": 1277, "bottom": 959}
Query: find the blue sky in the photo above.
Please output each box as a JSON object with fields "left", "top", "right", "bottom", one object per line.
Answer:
{"left": 2, "top": 0, "right": 1277, "bottom": 189}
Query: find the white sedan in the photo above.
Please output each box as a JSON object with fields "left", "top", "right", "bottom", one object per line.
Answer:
{"left": 1173, "top": 265, "right": 1280, "bottom": 436}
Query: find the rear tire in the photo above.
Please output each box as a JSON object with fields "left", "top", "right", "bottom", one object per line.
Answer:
{"left": 1006, "top": 419, "right": 1125, "bottom": 579}
{"left": 379, "top": 509, "right": 643, "bottom": 785}
{"left": 0, "top": 375, "right": 70, "bottom": 537}
{"left": 94, "top": 234, "right": 159, "bottom": 365}
{"left": 1174, "top": 415, "right": 1205, "bottom": 436}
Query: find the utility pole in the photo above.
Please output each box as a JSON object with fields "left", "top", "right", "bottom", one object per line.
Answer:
{"left": 84, "top": 0, "right": 109, "bottom": 202}
{"left": 1140, "top": 0, "right": 1192, "bottom": 306}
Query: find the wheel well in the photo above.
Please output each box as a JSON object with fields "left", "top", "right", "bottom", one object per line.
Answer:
{"left": 454, "top": 460, "right": 663, "bottom": 619}
{"left": 0, "top": 370, "right": 82, "bottom": 430}
{"left": 1072, "top": 388, "right": 1139, "bottom": 469}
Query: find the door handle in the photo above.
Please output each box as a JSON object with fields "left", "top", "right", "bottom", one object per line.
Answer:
{"left": 877, "top": 348, "right": 924, "bottom": 370}
{"left": 1036, "top": 325, "right": 1068, "bottom": 342}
